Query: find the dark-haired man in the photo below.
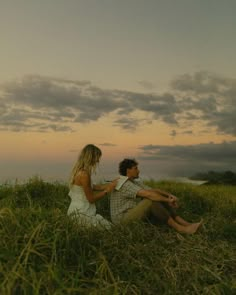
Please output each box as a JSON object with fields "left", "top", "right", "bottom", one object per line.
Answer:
{"left": 110, "top": 159, "right": 202, "bottom": 234}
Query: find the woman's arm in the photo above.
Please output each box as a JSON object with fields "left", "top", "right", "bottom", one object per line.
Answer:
{"left": 74, "top": 171, "right": 117, "bottom": 203}
{"left": 93, "top": 183, "right": 109, "bottom": 191}
{"left": 93, "top": 178, "right": 119, "bottom": 191}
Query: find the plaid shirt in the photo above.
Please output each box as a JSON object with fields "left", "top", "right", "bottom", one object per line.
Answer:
{"left": 110, "top": 178, "right": 150, "bottom": 223}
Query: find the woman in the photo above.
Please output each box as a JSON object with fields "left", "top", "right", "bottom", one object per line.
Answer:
{"left": 67, "top": 144, "right": 117, "bottom": 228}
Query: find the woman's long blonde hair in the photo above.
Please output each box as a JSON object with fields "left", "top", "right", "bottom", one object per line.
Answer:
{"left": 69, "top": 144, "right": 102, "bottom": 187}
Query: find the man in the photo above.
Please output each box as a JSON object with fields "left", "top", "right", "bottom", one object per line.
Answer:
{"left": 110, "top": 159, "right": 202, "bottom": 234}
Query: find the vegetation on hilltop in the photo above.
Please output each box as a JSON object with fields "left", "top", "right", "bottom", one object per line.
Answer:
{"left": 0, "top": 177, "right": 235, "bottom": 294}
{"left": 190, "top": 170, "right": 236, "bottom": 185}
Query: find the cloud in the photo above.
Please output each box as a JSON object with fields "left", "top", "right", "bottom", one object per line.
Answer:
{"left": 170, "top": 130, "right": 177, "bottom": 137}
{"left": 0, "top": 72, "right": 236, "bottom": 135}
{"left": 0, "top": 75, "right": 126, "bottom": 132}
{"left": 113, "top": 117, "right": 142, "bottom": 130}
{"left": 138, "top": 141, "right": 236, "bottom": 176}
{"left": 99, "top": 143, "right": 117, "bottom": 147}
{"left": 68, "top": 149, "right": 79, "bottom": 153}
{"left": 171, "top": 71, "right": 236, "bottom": 135}
{"left": 137, "top": 80, "right": 155, "bottom": 90}
{"left": 182, "top": 130, "right": 193, "bottom": 135}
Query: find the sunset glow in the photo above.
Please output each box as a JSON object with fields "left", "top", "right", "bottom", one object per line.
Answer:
{"left": 1, "top": 1, "right": 236, "bottom": 182}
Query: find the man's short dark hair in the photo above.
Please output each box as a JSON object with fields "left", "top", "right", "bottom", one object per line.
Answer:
{"left": 119, "top": 158, "right": 138, "bottom": 176}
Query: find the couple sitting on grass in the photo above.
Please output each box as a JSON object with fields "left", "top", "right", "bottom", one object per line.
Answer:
{"left": 67, "top": 144, "right": 202, "bottom": 234}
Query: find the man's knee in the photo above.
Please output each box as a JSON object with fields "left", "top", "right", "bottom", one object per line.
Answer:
{"left": 150, "top": 202, "right": 171, "bottom": 223}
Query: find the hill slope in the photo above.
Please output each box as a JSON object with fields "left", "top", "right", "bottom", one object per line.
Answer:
{"left": 0, "top": 178, "right": 235, "bottom": 294}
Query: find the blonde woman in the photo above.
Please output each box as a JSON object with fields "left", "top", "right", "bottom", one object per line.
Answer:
{"left": 67, "top": 144, "right": 117, "bottom": 228}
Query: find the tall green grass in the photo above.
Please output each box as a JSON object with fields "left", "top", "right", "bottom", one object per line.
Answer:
{"left": 0, "top": 177, "right": 235, "bottom": 294}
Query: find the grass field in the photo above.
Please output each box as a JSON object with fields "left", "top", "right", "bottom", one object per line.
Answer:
{"left": 0, "top": 177, "right": 235, "bottom": 294}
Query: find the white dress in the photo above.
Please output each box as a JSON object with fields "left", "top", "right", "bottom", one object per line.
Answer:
{"left": 67, "top": 185, "right": 111, "bottom": 228}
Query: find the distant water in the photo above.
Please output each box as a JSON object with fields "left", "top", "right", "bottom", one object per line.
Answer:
{"left": 165, "top": 177, "right": 208, "bottom": 186}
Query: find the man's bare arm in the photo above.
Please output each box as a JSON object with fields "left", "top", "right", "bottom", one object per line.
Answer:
{"left": 137, "top": 189, "right": 177, "bottom": 204}
{"left": 148, "top": 188, "right": 177, "bottom": 199}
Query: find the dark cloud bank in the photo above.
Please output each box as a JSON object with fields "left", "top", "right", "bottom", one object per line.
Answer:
{"left": 0, "top": 71, "right": 235, "bottom": 135}
{"left": 1, "top": 71, "right": 236, "bottom": 175}
{"left": 139, "top": 141, "right": 236, "bottom": 176}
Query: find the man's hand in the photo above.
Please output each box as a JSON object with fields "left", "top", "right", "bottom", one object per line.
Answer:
{"left": 167, "top": 194, "right": 179, "bottom": 208}
{"left": 168, "top": 194, "right": 177, "bottom": 202}
{"left": 169, "top": 200, "right": 179, "bottom": 208}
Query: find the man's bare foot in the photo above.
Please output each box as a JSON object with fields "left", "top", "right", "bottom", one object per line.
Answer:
{"left": 181, "top": 221, "right": 202, "bottom": 234}
{"left": 198, "top": 219, "right": 204, "bottom": 227}
{"left": 168, "top": 217, "right": 203, "bottom": 234}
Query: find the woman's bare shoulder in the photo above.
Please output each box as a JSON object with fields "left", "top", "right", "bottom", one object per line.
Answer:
{"left": 74, "top": 169, "right": 90, "bottom": 185}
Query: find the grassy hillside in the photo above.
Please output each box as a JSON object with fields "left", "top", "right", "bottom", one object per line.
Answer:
{"left": 0, "top": 177, "right": 235, "bottom": 294}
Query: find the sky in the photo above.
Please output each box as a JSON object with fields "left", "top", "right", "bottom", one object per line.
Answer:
{"left": 1, "top": 0, "right": 236, "bottom": 182}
